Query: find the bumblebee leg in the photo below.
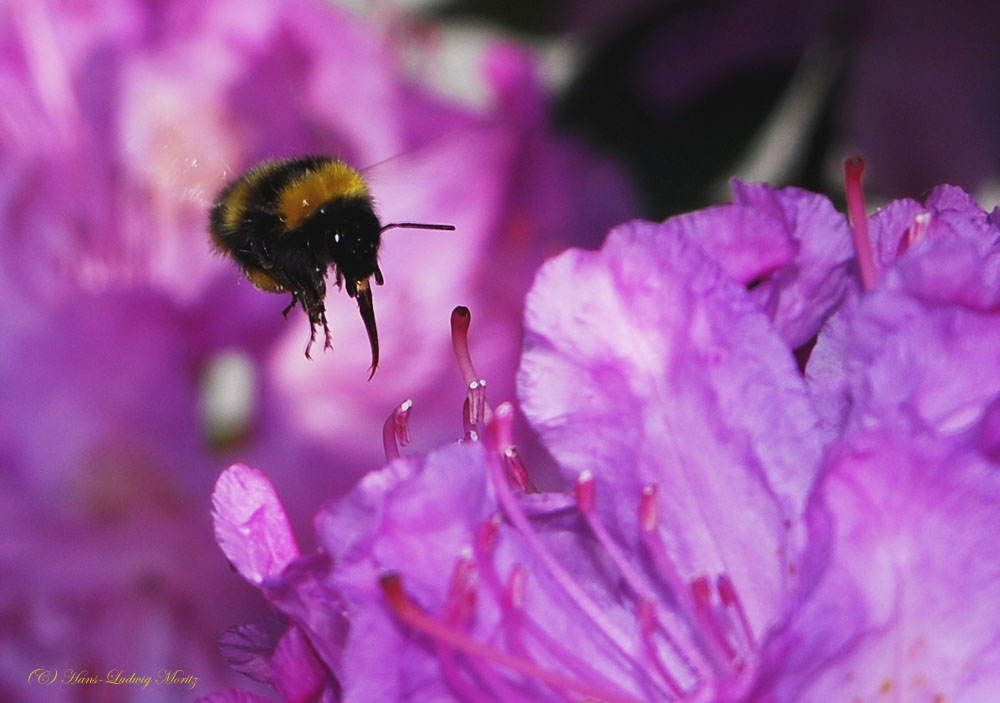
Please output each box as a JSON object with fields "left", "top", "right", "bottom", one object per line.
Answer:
{"left": 304, "top": 321, "right": 317, "bottom": 359}
{"left": 282, "top": 294, "right": 297, "bottom": 318}
{"left": 320, "top": 309, "right": 334, "bottom": 351}
{"left": 373, "top": 265, "right": 384, "bottom": 286}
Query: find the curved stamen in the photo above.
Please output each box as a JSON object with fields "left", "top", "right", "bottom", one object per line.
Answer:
{"left": 639, "top": 487, "right": 698, "bottom": 620}
{"left": 450, "top": 306, "right": 492, "bottom": 425}
{"left": 461, "top": 397, "right": 479, "bottom": 443}
{"left": 473, "top": 521, "right": 633, "bottom": 698}
{"left": 638, "top": 600, "right": 686, "bottom": 698}
{"left": 690, "top": 577, "right": 739, "bottom": 668}
{"left": 639, "top": 486, "right": 721, "bottom": 677}
{"left": 435, "top": 552, "right": 530, "bottom": 703}
{"left": 503, "top": 447, "right": 536, "bottom": 494}
{"left": 382, "top": 399, "right": 413, "bottom": 461}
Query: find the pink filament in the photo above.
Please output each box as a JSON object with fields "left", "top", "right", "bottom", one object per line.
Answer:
{"left": 380, "top": 573, "right": 645, "bottom": 703}
{"left": 484, "top": 404, "right": 666, "bottom": 698}
{"left": 844, "top": 156, "right": 878, "bottom": 290}
{"left": 717, "top": 573, "right": 756, "bottom": 654}
{"left": 575, "top": 478, "right": 689, "bottom": 694}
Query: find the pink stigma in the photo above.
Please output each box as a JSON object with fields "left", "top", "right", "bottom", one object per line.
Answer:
{"left": 451, "top": 306, "right": 492, "bottom": 425}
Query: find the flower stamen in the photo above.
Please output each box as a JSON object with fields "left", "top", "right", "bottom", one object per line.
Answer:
{"left": 717, "top": 573, "right": 756, "bottom": 655}
{"left": 690, "top": 576, "right": 740, "bottom": 669}
{"left": 897, "top": 211, "right": 931, "bottom": 255}
{"left": 461, "top": 397, "right": 479, "bottom": 442}
{"left": 503, "top": 447, "right": 536, "bottom": 493}
{"left": 844, "top": 156, "right": 878, "bottom": 290}
{"left": 451, "top": 306, "right": 492, "bottom": 425}
{"left": 484, "top": 404, "right": 666, "bottom": 699}
{"left": 380, "top": 572, "right": 645, "bottom": 703}
{"left": 577, "top": 473, "right": 704, "bottom": 687}
{"left": 638, "top": 600, "right": 686, "bottom": 697}
{"left": 382, "top": 399, "right": 413, "bottom": 461}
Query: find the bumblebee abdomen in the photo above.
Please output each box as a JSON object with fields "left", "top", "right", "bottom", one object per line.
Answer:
{"left": 209, "top": 158, "right": 303, "bottom": 252}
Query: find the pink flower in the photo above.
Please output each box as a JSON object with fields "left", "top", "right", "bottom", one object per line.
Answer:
{"left": 207, "top": 218, "right": 832, "bottom": 700}
{"left": 207, "top": 173, "right": 1000, "bottom": 702}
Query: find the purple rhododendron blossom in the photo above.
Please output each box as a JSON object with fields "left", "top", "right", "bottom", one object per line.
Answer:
{"left": 205, "top": 170, "right": 1000, "bottom": 702}
{"left": 205, "top": 218, "right": 830, "bottom": 700}
{"left": 0, "top": 0, "right": 633, "bottom": 697}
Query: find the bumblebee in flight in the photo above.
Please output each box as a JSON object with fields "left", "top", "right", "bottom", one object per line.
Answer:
{"left": 209, "top": 156, "right": 454, "bottom": 378}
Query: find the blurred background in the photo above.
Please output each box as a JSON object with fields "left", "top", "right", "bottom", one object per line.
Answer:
{"left": 1, "top": 0, "right": 997, "bottom": 700}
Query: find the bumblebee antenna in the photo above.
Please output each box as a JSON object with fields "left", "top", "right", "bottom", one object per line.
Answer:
{"left": 380, "top": 222, "right": 455, "bottom": 233}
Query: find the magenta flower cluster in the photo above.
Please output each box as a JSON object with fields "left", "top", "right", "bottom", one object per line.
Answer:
{"left": 207, "top": 164, "right": 1000, "bottom": 702}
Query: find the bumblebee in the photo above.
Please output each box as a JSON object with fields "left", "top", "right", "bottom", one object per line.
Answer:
{"left": 209, "top": 156, "right": 454, "bottom": 378}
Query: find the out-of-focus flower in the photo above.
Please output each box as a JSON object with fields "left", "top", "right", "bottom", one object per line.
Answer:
{"left": 842, "top": 0, "right": 1000, "bottom": 198}
{"left": 0, "top": 0, "right": 633, "bottom": 697}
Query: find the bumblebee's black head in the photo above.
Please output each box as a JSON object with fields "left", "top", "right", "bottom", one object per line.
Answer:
{"left": 297, "top": 196, "right": 383, "bottom": 288}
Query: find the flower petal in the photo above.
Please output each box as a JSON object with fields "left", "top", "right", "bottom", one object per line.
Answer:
{"left": 212, "top": 464, "right": 300, "bottom": 585}
{"left": 661, "top": 203, "right": 797, "bottom": 285}
{"left": 731, "top": 180, "right": 855, "bottom": 347}
{"left": 272, "top": 625, "right": 333, "bottom": 703}
{"left": 519, "top": 220, "right": 825, "bottom": 632}
{"left": 217, "top": 617, "right": 287, "bottom": 686}
{"left": 755, "top": 428, "right": 1000, "bottom": 702}
{"left": 808, "top": 218, "right": 1000, "bottom": 439}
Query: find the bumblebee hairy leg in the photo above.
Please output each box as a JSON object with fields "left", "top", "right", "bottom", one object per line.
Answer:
{"left": 302, "top": 304, "right": 334, "bottom": 359}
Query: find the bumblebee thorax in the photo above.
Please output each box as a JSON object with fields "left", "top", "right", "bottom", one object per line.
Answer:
{"left": 277, "top": 161, "right": 369, "bottom": 231}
